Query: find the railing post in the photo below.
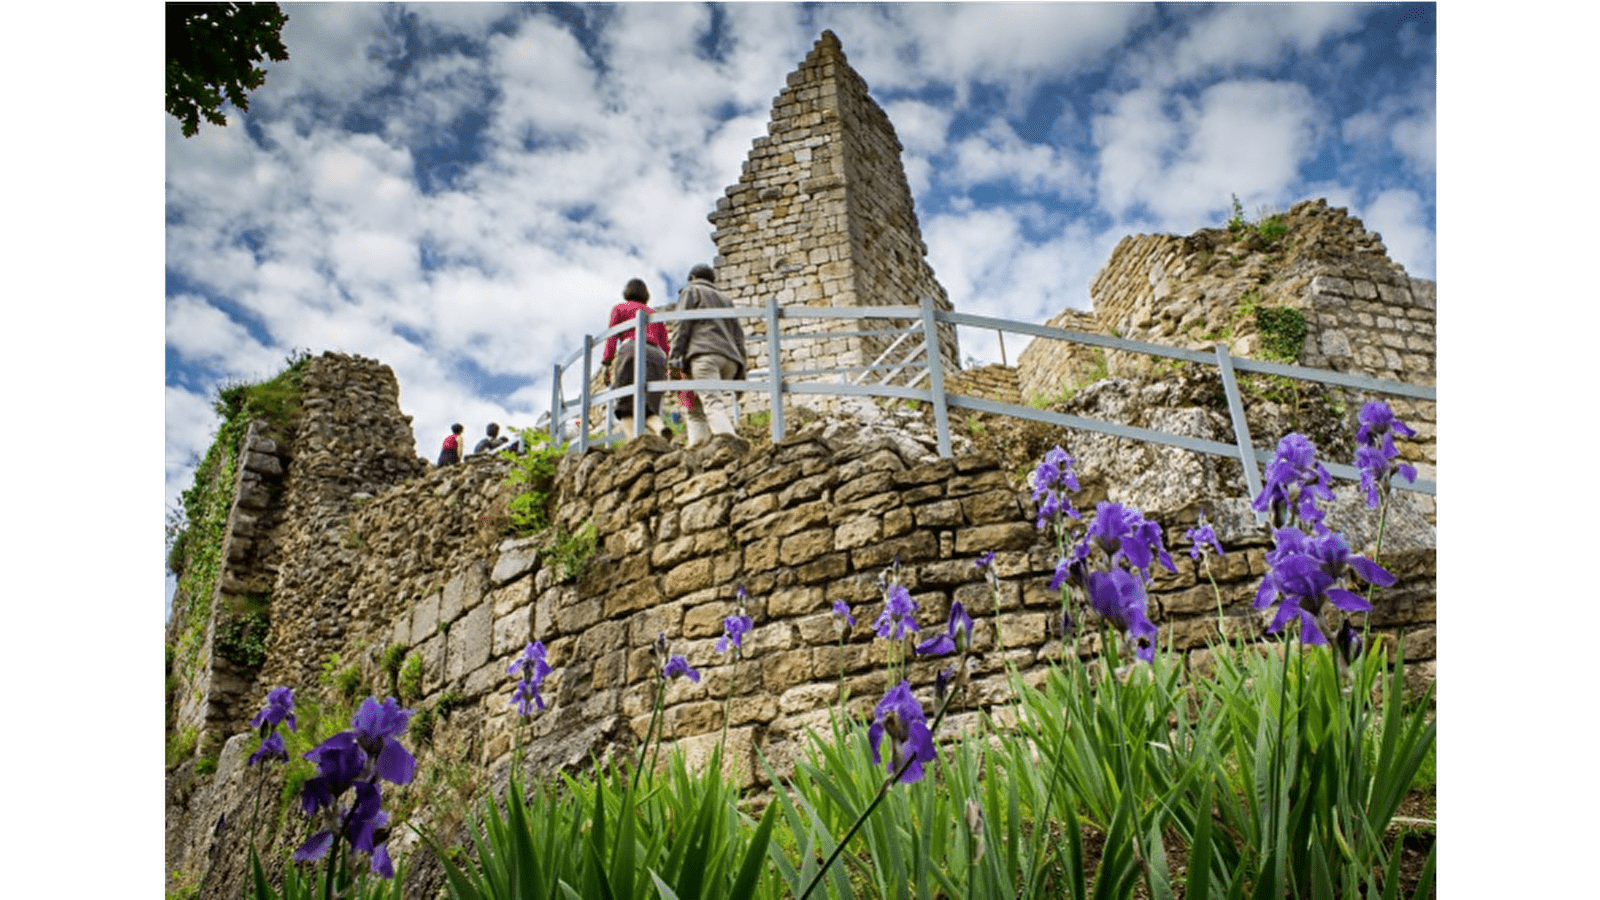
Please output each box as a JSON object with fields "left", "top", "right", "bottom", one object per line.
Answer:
{"left": 1215, "top": 342, "right": 1264, "bottom": 514}
{"left": 549, "top": 363, "right": 561, "bottom": 446}
{"left": 920, "top": 295, "right": 953, "bottom": 458}
{"left": 767, "top": 294, "right": 784, "bottom": 443}
{"left": 579, "top": 335, "right": 594, "bottom": 453}
{"left": 632, "top": 308, "right": 648, "bottom": 439}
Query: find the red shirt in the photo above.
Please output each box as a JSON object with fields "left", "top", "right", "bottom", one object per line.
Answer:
{"left": 603, "top": 301, "right": 670, "bottom": 363}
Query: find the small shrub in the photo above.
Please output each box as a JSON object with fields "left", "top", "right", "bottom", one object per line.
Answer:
{"left": 214, "top": 609, "right": 270, "bottom": 668}
{"left": 166, "top": 726, "right": 198, "bottom": 770}
{"left": 1255, "top": 305, "right": 1308, "bottom": 363}
{"left": 540, "top": 521, "right": 599, "bottom": 582}
{"left": 1227, "top": 193, "right": 1247, "bottom": 233}
{"left": 380, "top": 643, "right": 407, "bottom": 696}
{"left": 1257, "top": 213, "right": 1290, "bottom": 245}
{"left": 503, "top": 428, "right": 565, "bottom": 535}
{"left": 436, "top": 690, "right": 467, "bottom": 716}
{"left": 410, "top": 706, "right": 436, "bottom": 744}
{"left": 194, "top": 754, "right": 218, "bottom": 777}
{"left": 397, "top": 653, "right": 423, "bottom": 703}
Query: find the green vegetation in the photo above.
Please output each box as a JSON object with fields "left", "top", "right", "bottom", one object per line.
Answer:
{"left": 397, "top": 653, "right": 423, "bottom": 704}
{"left": 166, "top": 726, "right": 198, "bottom": 772}
{"left": 1254, "top": 305, "right": 1309, "bottom": 363}
{"left": 166, "top": 3, "right": 290, "bottom": 137}
{"left": 1225, "top": 193, "right": 1292, "bottom": 249}
{"left": 216, "top": 591, "right": 273, "bottom": 668}
{"left": 165, "top": 350, "right": 311, "bottom": 760}
{"left": 501, "top": 428, "right": 566, "bottom": 535}
{"left": 540, "top": 521, "right": 599, "bottom": 583}
{"left": 380, "top": 643, "right": 408, "bottom": 698}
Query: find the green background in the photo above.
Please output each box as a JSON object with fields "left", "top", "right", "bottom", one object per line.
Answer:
{"left": 9, "top": 3, "right": 1587, "bottom": 890}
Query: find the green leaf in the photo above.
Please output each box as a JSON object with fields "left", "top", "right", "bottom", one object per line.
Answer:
{"left": 730, "top": 799, "right": 778, "bottom": 900}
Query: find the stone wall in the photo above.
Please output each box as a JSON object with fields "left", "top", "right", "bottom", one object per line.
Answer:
{"left": 709, "top": 31, "right": 957, "bottom": 408}
{"left": 1016, "top": 199, "right": 1435, "bottom": 496}
{"left": 167, "top": 422, "right": 291, "bottom": 756}
{"left": 167, "top": 348, "right": 1437, "bottom": 895}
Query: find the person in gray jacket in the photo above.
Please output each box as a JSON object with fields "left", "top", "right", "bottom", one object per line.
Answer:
{"left": 668, "top": 264, "right": 747, "bottom": 447}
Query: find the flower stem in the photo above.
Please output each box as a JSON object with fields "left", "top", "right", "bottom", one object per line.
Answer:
{"left": 718, "top": 653, "right": 738, "bottom": 754}
{"left": 631, "top": 679, "right": 665, "bottom": 795}
{"left": 799, "top": 670, "right": 962, "bottom": 900}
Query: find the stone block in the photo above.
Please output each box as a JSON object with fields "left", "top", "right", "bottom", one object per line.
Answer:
{"left": 412, "top": 590, "right": 442, "bottom": 641}
{"left": 913, "top": 500, "right": 964, "bottom": 527}
{"left": 762, "top": 648, "right": 819, "bottom": 693}
{"left": 605, "top": 578, "right": 667, "bottom": 622}
{"left": 489, "top": 577, "right": 534, "bottom": 618}
{"left": 446, "top": 602, "right": 493, "bottom": 684}
{"left": 492, "top": 605, "right": 533, "bottom": 659}
{"left": 961, "top": 489, "right": 1021, "bottom": 524}
{"left": 492, "top": 540, "right": 541, "bottom": 586}
{"left": 954, "top": 522, "right": 1037, "bottom": 554}
{"left": 664, "top": 558, "right": 716, "bottom": 598}
{"left": 417, "top": 633, "right": 446, "bottom": 695}
{"left": 781, "top": 528, "right": 835, "bottom": 566}
{"left": 553, "top": 594, "right": 602, "bottom": 634}
{"left": 834, "top": 515, "right": 882, "bottom": 550}
{"left": 852, "top": 531, "right": 938, "bottom": 569}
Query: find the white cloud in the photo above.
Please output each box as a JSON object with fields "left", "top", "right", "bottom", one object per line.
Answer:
{"left": 1361, "top": 189, "right": 1435, "bottom": 280}
{"left": 1121, "top": 4, "right": 1368, "bottom": 88}
{"left": 946, "top": 119, "right": 1089, "bottom": 199}
{"left": 1094, "top": 79, "right": 1319, "bottom": 226}
{"left": 162, "top": 4, "right": 1437, "bottom": 624}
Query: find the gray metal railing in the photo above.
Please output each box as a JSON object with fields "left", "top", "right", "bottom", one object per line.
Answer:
{"left": 547, "top": 295, "right": 1436, "bottom": 500}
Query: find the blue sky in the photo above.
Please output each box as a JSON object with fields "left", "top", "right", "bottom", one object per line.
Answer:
{"left": 163, "top": 2, "right": 1440, "bottom": 540}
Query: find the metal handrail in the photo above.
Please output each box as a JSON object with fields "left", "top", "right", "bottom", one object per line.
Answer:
{"left": 548, "top": 296, "right": 1437, "bottom": 499}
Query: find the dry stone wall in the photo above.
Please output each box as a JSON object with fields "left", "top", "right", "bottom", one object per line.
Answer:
{"left": 1016, "top": 199, "right": 1435, "bottom": 508}
{"left": 168, "top": 359, "right": 1437, "bottom": 896}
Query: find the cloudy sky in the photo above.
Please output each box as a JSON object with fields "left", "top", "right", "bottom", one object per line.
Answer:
{"left": 163, "top": 2, "right": 1438, "bottom": 534}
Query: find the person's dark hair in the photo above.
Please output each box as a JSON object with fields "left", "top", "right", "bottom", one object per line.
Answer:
{"left": 622, "top": 278, "right": 649, "bottom": 302}
{"left": 451, "top": 423, "right": 464, "bottom": 434}
{"left": 689, "top": 263, "right": 715, "bottom": 283}
{"left": 486, "top": 423, "right": 499, "bottom": 436}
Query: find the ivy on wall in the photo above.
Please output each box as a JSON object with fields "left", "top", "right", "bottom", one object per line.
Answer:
{"left": 166, "top": 351, "right": 310, "bottom": 746}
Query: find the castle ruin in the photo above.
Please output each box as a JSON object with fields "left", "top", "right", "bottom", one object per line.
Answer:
{"left": 166, "top": 31, "right": 1436, "bottom": 896}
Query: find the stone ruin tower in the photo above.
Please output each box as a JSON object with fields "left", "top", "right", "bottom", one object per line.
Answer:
{"left": 708, "top": 31, "right": 959, "bottom": 408}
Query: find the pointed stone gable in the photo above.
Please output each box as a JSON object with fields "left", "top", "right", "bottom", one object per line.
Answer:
{"left": 708, "top": 30, "right": 958, "bottom": 401}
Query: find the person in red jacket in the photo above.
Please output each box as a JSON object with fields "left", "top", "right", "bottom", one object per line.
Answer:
{"left": 603, "top": 278, "right": 671, "bottom": 439}
{"left": 437, "top": 423, "right": 465, "bottom": 466}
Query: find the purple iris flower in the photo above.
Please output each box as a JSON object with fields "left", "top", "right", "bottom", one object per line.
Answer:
{"left": 1253, "top": 529, "right": 1390, "bottom": 645}
{"left": 1353, "top": 402, "right": 1419, "bottom": 507}
{"left": 717, "top": 609, "right": 754, "bottom": 654}
{"left": 663, "top": 654, "right": 701, "bottom": 683}
{"left": 831, "top": 599, "right": 856, "bottom": 628}
{"left": 914, "top": 600, "right": 974, "bottom": 656}
{"left": 252, "top": 686, "right": 297, "bottom": 734}
{"left": 1186, "top": 516, "right": 1225, "bottom": 561}
{"left": 975, "top": 551, "right": 995, "bottom": 570}
{"left": 1335, "top": 618, "right": 1364, "bottom": 666}
{"left": 294, "top": 696, "right": 414, "bottom": 878}
{"left": 867, "top": 680, "right": 938, "bottom": 784}
{"left": 248, "top": 730, "right": 288, "bottom": 767}
{"left": 1085, "top": 569, "right": 1159, "bottom": 663}
{"left": 1356, "top": 401, "right": 1415, "bottom": 447}
{"left": 349, "top": 697, "right": 417, "bottom": 786}
{"left": 1079, "top": 501, "right": 1175, "bottom": 581}
{"left": 1030, "top": 446, "right": 1081, "bottom": 529}
{"left": 1252, "top": 433, "right": 1336, "bottom": 526}
{"left": 248, "top": 686, "right": 296, "bottom": 767}
{"left": 508, "top": 641, "right": 553, "bottom": 716}
{"left": 874, "top": 583, "right": 920, "bottom": 640}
